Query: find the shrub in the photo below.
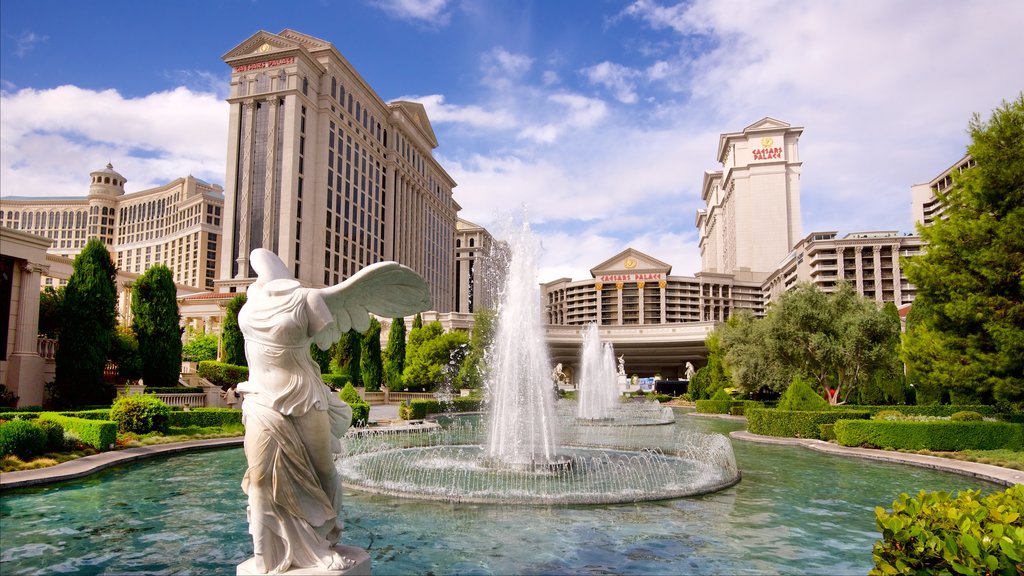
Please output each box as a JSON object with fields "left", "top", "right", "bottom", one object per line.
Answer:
{"left": 37, "top": 419, "right": 66, "bottom": 451}
{"left": 818, "top": 423, "right": 836, "bottom": 441}
{"left": 321, "top": 374, "right": 347, "bottom": 389}
{"left": 777, "top": 377, "right": 830, "bottom": 411}
{"left": 110, "top": 395, "right": 171, "bottom": 434}
{"left": 873, "top": 409, "right": 904, "bottom": 420}
{"left": 197, "top": 361, "right": 249, "bottom": 389}
{"left": 38, "top": 413, "right": 117, "bottom": 451}
{"left": 834, "top": 404, "right": 998, "bottom": 418}
{"left": 0, "top": 419, "right": 47, "bottom": 458}
{"left": 834, "top": 419, "right": 1024, "bottom": 451}
{"left": 168, "top": 408, "right": 243, "bottom": 428}
{"left": 695, "top": 399, "right": 732, "bottom": 414}
{"left": 747, "top": 408, "right": 870, "bottom": 439}
{"left": 950, "top": 410, "right": 984, "bottom": 422}
{"left": 871, "top": 486, "right": 1024, "bottom": 575}
{"left": 408, "top": 398, "right": 485, "bottom": 420}
{"left": 338, "top": 383, "right": 370, "bottom": 427}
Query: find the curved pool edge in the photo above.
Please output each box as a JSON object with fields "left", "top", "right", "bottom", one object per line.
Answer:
{"left": 730, "top": 430, "right": 1024, "bottom": 487}
{"left": 0, "top": 437, "right": 244, "bottom": 490}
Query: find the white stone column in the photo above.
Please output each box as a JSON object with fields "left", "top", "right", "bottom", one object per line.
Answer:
{"left": 854, "top": 246, "right": 864, "bottom": 294}
{"left": 594, "top": 283, "right": 603, "bottom": 326}
{"left": 236, "top": 100, "right": 255, "bottom": 277}
{"left": 873, "top": 245, "right": 883, "bottom": 302}
{"left": 659, "top": 280, "right": 667, "bottom": 324}
{"left": 615, "top": 282, "right": 624, "bottom": 325}
{"left": 262, "top": 98, "right": 278, "bottom": 251}
{"left": 6, "top": 262, "right": 48, "bottom": 406}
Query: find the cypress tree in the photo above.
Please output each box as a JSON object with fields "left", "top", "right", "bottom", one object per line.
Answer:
{"left": 131, "top": 265, "right": 182, "bottom": 388}
{"left": 222, "top": 294, "right": 247, "bottom": 366}
{"left": 361, "top": 318, "right": 383, "bottom": 391}
{"left": 383, "top": 318, "right": 407, "bottom": 390}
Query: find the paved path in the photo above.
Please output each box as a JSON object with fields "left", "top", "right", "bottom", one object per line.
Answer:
{"left": 730, "top": 430, "right": 1024, "bottom": 487}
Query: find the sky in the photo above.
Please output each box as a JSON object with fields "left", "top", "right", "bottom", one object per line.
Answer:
{"left": 1, "top": 0, "right": 1022, "bottom": 283}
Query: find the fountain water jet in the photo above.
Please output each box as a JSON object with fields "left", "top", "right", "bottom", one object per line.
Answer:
{"left": 577, "top": 323, "right": 620, "bottom": 421}
{"left": 336, "top": 215, "right": 738, "bottom": 503}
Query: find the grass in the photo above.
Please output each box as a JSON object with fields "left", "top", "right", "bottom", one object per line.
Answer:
{"left": 907, "top": 448, "right": 1024, "bottom": 471}
{"left": 1, "top": 424, "right": 244, "bottom": 472}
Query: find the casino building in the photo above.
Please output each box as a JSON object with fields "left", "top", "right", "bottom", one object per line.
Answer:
{"left": 216, "top": 29, "right": 459, "bottom": 312}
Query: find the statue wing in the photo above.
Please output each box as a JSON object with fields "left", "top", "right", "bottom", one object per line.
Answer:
{"left": 318, "top": 261, "right": 432, "bottom": 335}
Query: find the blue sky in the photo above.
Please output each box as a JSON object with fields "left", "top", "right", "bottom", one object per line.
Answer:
{"left": 2, "top": 0, "right": 1022, "bottom": 282}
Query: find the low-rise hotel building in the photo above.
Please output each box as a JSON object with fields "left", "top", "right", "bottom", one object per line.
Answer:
{"left": 911, "top": 154, "right": 974, "bottom": 228}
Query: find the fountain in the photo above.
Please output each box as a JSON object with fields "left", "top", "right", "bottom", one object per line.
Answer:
{"left": 336, "top": 217, "right": 739, "bottom": 503}
{"left": 577, "top": 323, "right": 619, "bottom": 421}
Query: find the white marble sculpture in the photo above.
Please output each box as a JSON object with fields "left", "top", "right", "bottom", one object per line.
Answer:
{"left": 236, "top": 249, "right": 430, "bottom": 575}
{"left": 685, "top": 361, "right": 696, "bottom": 381}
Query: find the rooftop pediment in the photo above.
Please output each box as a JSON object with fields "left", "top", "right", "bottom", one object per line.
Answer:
{"left": 590, "top": 248, "right": 672, "bottom": 278}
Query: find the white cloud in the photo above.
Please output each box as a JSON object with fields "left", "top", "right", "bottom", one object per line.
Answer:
{"left": 582, "top": 61, "right": 639, "bottom": 104}
{"left": 401, "top": 93, "right": 517, "bottom": 130}
{"left": 369, "top": 0, "right": 452, "bottom": 25}
{"left": 12, "top": 31, "right": 48, "bottom": 57}
{"left": 1, "top": 86, "right": 227, "bottom": 197}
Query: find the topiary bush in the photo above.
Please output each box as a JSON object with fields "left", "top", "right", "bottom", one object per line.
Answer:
{"left": 110, "top": 395, "right": 171, "bottom": 434}
{"left": 777, "top": 377, "right": 830, "bottom": 411}
{"left": 197, "top": 361, "right": 249, "bottom": 389}
{"left": 38, "top": 413, "right": 117, "bottom": 451}
{"left": 834, "top": 419, "right": 1024, "bottom": 451}
{"left": 950, "top": 410, "right": 984, "bottom": 422}
{"left": 167, "top": 408, "right": 242, "bottom": 428}
{"left": 408, "top": 397, "right": 485, "bottom": 420}
{"left": 871, "top": 486, "right": 1024, "bottom": 575}
{"left": 0, "top": 419, "right": 47, "bottom": 459}
{"left": 321, "top": 373, "right": 347, "bottom": 389}
{"left": 37, "top": 419, "right": 66, "bottom": 452}
{"left": 338, "top": 383, "right": 370, "bottom": 427}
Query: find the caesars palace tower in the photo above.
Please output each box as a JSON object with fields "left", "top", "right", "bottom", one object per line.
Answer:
{"left": 216, "top": 29, "right": 459, "bottom": 311}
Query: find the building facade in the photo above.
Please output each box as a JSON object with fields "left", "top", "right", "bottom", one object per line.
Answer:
{"left": 0, "top": 163, "right": 225, "bottom": 291}
{"left": 697, "top": 117, "right": 803, "bottom": 282}
{"left": 911, "top": 154, "right": 974, "bottom": 228}
{"left": 218, "top": 29, "right": 459, "bottom": 311}
{"left": 454, "top": 218, "right": 498, "bottom": 314}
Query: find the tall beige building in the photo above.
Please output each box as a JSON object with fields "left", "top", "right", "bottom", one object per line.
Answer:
{"left": 911, "top": 154, "right": 974, "bottom": 228}
{"left": 0, "top": 163, "right": 224, "bottom": 290}
{"left": 697, "top": 118, "right": 803, "bottom": 282}
{"left": 218, "top": 29, "right": 459, "bottom": 311}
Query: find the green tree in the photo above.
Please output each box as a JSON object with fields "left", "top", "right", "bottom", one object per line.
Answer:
{"left": 182, "top": 329, "right": 218, "bottom": 363}
{"left": 361, "top": 318, "right": 383, "bottom": 391}
{"left": 903, "top": 95, "right": 1024, "bottom": 404}
{"left": 456, "top": 308, "right": 496, "bottom": 389}
{"left": 704, "top": 329, "right": 732, "bottom": 396}
{"left": 720, "top": 283, "right": 901, "bottom": 404}
{"left": 411, "top": 312, "right": 423, "bottom": 331}
{"left": 222, "top": 294, "right": 247, "bottom": 366}
{"left": 332, "top": 330, "right": 363, "bottom": 386}
{"left": 37, "top": 285, "right": 64, "bottom": 338}
{"left": 310, "top": 342, "right": 331, "bottom": 374}
{"left": 109, "top": 327, "right": 143, "bottom": 382}
{"left": 382, "top": 318, "right": 407, "bottom": 390}
{"left": 402, "top": 327, "right": 469, "bottom": 391}
{"left": 53, "top": 238, "right": 117, "bottom": 407}
{"left": 131, "top": 265, "right": 182, "bottom": 388}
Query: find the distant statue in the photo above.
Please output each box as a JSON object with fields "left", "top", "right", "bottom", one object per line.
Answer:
{"left": 617, "top": 355, "right": 626, "bottom": 378}
{"left": 685, "top": 362, "right": 696, "bottom": 381}
{"left": 552, "top": 363, "right": 567, "bottom": 384}
{"left": 237, "top": 248, "right": 429, "bottom": 574}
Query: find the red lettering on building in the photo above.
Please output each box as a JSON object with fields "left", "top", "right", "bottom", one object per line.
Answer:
{"left": 752, "top": 147, "right": 783, "bottom": 161}
{"left": 234, "top": 57, "right": 296, "bottom": 73}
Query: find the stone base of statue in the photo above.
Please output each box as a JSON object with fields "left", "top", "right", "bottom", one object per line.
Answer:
{"left": 237, "top": 545, "right": 371, "bottom": 576}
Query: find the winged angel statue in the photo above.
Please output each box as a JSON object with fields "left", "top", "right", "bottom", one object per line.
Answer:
{"left": 236, "top": 249, "right": 430, "bottom": 574}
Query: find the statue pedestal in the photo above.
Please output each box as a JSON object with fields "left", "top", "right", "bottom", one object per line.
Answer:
{"left": 237, "top": 545, "right": 371, "bottom": 576}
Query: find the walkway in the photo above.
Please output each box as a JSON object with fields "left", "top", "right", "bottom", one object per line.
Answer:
{"left": 730, "top": 430, "right": 1024, "bottom": 487}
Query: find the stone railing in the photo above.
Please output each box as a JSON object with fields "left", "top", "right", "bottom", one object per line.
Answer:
{"left": 37, "top": 337, "right": 58, "bottom": 360}
{"left": 152, "top": 393, "right": 207, "bottom": 409}
{"left": 359, "top": 390, "right": 438, "bottom": 404}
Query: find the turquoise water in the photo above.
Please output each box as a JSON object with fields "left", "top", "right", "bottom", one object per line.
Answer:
{"left": 0, "top": 414, "right": 1002, "bottom": 575}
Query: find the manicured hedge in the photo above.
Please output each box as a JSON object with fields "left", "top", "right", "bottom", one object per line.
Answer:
{"left": 321, "top": 374, "right": 347, "bottom": 389}
{"left": 0, "top": 409, "right": 113, "bottom": 422}
{"left": 197, "top": 361, "right": 249, "bottom": 388}
{"left": 407, "top": 397, "right": 485, "bottom": 420}
{"left": 872, "top": 485, "right": 1024, "bottom": 575}
{"left": 695, "top": 400, "right": 733, "bottom": 414}
{"left": 832, "top": 404, "right": 998, "bottom": 418}
{"left": 168, "top": 408, "right": 243, "bottom": 428}
{"left": 747, "top": 408, "right": 871, "bottom": 439}
{"left": 349, "top": 403, "right": 370, "bottom": 427}
{"left": 834, "top": 419, "right": 1024, "bottom": 451}
{"left": 731, "top": 400, "right": 764, "bottom": 416}
{"left": 0, "top": 419, "right": 47, "bottom": 458}
{"left": 38, "top": 413, "right": 117, "bottom": 451}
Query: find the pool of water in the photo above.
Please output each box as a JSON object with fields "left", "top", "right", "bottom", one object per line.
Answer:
{"left": 0, "top": 412, "right": 1002, "bottom": 575}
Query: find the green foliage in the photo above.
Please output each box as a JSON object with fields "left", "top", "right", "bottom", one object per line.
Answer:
{"left": 321, "top": 374, "right": 347, "bottom": 389}
{"left": 777, "top": 376, "right": 831, "bottom": 411}
{"left": 37, "top": 419, "right": 66, "bottom": 451}
{"left": 338, "top": 383, "right": 369, "bottom": 427}
{"left": 109, "top": 327, "right": 143, "bottom": 381}
{"left": 871, "top": 486, "right": 1024, "bottom": 576}
{"left": 694, "top": 399, "right": 733, "bottom": 414}
{"left": 833, "top": 404, "right": 998, "bottom": 419}
{"left": 951, "top": 410, "right": 984, "bottom": 422}
{"left": 0, "top": 419, "right": 47, "bottom": 458}
{"left": 0, "top": 384, "right": 18, "bottom": 408}
{"left": 131, "top": 265, "right": 182, "bottom": 388}
{"left": 402, "top": 323, "right": 469, "bottom": 391}
{"left": 873, "top": 410, "right": 905, "bottom": 421}
{"left": 710, "top": 389, "right": 732, "bottom": 401}
{"left": 704, "top": 330, "right": 732, "bottom": 395}
{"left": 407, "top": 397, "right": 484, "bottom": 420}
{"left": 309, "top": 343, "right": 332, "bottom": 374}
{"left": 168, "top": 408, "right": 242, "bottom": 428}
{"left": 411, "top": 313, "right": 423, "bottom": 330}
{"left": 54, "top": 238, "right": 117, "bottom": 408}
{"left": 37, "top": 285, "right": 64, "bottom": 338}
{"left": 747, "top": 408, "right": 870, "bottom": 439}
{"left": 903, "top": 96, "right": 1024, "bottom": 405}
{"left": 361, "top": 318, "right": 383, "bottom": 391}
{"left": 38, "top": 413, "right": 117, "bottom": 451}
{"left": 720, "top": 284, "right": 902, "bottom": 405}
{"left": 197, "top": 361, "right": 249, "bottom": 388}
{"left": 332, "top": 330, "right": 363, "bottom": 386}
{"left": 456, "top": 308, "right": 496, "bottom": 389}
{"left": 834, "top": 419, "right": 1024, "bottom": 451}
{"left": 182, "top": 331, "right": 218, "bottom": 363}
{"left": 689, "top": 366, "right": 711, "bottom": 400}
{"left": 382, "top": 317, "right": 407, "bottom": 390}
{"left": 109, "top": 395, "right": 171, "bottom": 434}
{"left": 222, "top": 294, "right": 247, "bottom": 366}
